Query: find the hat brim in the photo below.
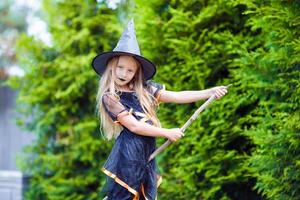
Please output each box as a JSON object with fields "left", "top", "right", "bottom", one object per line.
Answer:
{"left": 92, "top": 51, "right": 156, "bottom": 81}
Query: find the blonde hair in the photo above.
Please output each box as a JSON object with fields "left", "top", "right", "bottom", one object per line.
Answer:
{"left": 96, "top": 55, "right": 161, "bottom": 140}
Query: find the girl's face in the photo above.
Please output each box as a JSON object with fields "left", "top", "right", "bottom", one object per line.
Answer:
{"left": 114, "top": 56, "right": 138, "bottom": 87}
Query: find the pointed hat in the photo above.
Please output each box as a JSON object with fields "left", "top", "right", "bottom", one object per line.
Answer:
{"left": 92, "top": 19, "right": 156, "bottom": 80}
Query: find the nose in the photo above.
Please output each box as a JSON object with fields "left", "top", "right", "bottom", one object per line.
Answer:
{"left": 120, "top": 70, "right": 127, "bottom": 78}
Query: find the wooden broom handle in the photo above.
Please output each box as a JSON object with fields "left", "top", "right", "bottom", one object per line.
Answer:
{"left": 148, "top": 84, "right": 231, "bottom": 162}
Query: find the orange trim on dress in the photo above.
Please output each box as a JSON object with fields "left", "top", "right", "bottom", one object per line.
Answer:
{"left": 102, "top": 168, "right": 139, "bottom": 198}
{"left": 113, "top": 120, "right": 121, "bottom": 125}
{"left": 157, "top": 175, "right": 162, "bottom": 188}
{"left": 102, "top": 168, "right": 162, "bottom": 200}
{"left": 140, "top": 184, "right": 149, "bottom": 200}
{"left": 114, "top": 108, "right": 134, "bottom": 125}
{"left": 155, "top": 89, "right": 165, "bottom": 105}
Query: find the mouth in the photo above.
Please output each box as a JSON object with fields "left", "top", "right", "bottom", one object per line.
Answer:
{"left": 118, "top": 78, "right": 126, "bottom": 82}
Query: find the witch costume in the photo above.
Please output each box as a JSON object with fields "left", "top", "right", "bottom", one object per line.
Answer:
{"left": 92, "top": 20, "right": 164, "bottom": 200}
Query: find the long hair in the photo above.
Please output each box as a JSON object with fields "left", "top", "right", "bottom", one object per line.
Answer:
{"left": 96, "top": 55, "right": 161, "bottom": 140}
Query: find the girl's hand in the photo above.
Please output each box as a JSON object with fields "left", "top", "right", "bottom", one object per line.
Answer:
{"left": 165, "top": 128, "right": 184, "bottom": 142}
{"left": 210, "top": 86, "right": 228, "bottom": 99}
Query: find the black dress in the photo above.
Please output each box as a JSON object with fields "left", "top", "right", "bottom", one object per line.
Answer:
{"left": 101, "top": 81, "right": 164, "bottom": 200}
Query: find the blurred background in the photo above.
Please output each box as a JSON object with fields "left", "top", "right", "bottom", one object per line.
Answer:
{"left": 1, "top": 0, "right": 299, "bottom": 199}
{"left": 0, "top": 0, "right": 41, "bottom": 199}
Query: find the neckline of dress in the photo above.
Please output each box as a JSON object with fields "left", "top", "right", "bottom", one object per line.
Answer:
{"left": 119, "top": 90, "right": 136, "bottom": 93}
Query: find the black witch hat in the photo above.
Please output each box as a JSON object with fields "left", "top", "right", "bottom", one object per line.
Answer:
{"left": 92, "top": 19, "right": 156, "bottom": 80}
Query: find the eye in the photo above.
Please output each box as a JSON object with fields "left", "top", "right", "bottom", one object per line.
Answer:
{"left": 117, "top": 66, "right": 123, "bottom": 69}
{"left": 128, "top": 70, "right": 134, "bottom": 73}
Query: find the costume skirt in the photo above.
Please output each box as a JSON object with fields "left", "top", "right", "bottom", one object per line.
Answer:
{"left": 101, "top": 129, "right": 162, "bottom": 200}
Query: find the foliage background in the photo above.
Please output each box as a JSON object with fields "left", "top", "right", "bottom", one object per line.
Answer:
{"left": 0, "top": 0, "right": 28, "bottom": 78}
{"left": 8, "top": 0, "right": 299, "bottom": 199}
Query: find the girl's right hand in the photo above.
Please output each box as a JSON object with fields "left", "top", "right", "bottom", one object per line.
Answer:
{"left": 165, "top": 128, "right": 184, "bottom": 142}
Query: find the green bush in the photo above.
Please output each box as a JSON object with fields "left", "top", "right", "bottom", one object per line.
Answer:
{"left": 8, "top": 1, "right": 121, "bottom": 199}
{"left": 239, "top": 1, "right": 300, "bottom": 199}
{"left": 134, "top": 0, "right": 299, "bottom": 199}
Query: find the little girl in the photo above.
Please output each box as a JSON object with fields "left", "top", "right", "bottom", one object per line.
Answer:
{"left": 92, "top": 20, "right": 227, "bottom": 200}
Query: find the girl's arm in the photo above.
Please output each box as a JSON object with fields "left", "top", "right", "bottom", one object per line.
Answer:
{"left": 117, "top": 112, "right": 183, "bottom": 142}
{"left": 158, "top": 86, "right": 227, "bottom": 103}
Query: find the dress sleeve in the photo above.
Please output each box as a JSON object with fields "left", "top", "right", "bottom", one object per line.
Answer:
{"left": 145, "top": 80, "right": 165, "bottom": 102}
{"left": 102, "top": 93, "right": 131, "bottom": 123}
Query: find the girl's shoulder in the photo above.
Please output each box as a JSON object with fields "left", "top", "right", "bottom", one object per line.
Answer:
{"left": 144, "top": 80, "right": 164, "bottom": 89}
{"left": 102, "top": 91, "right": 120, "bottom": 100}
{"left": 144, "top": 80, "right": 165, "bottom": 97}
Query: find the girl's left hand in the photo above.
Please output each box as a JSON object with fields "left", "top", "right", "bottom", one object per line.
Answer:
{"left": 210, "top": 86, "right": 228, "bottom": 99}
